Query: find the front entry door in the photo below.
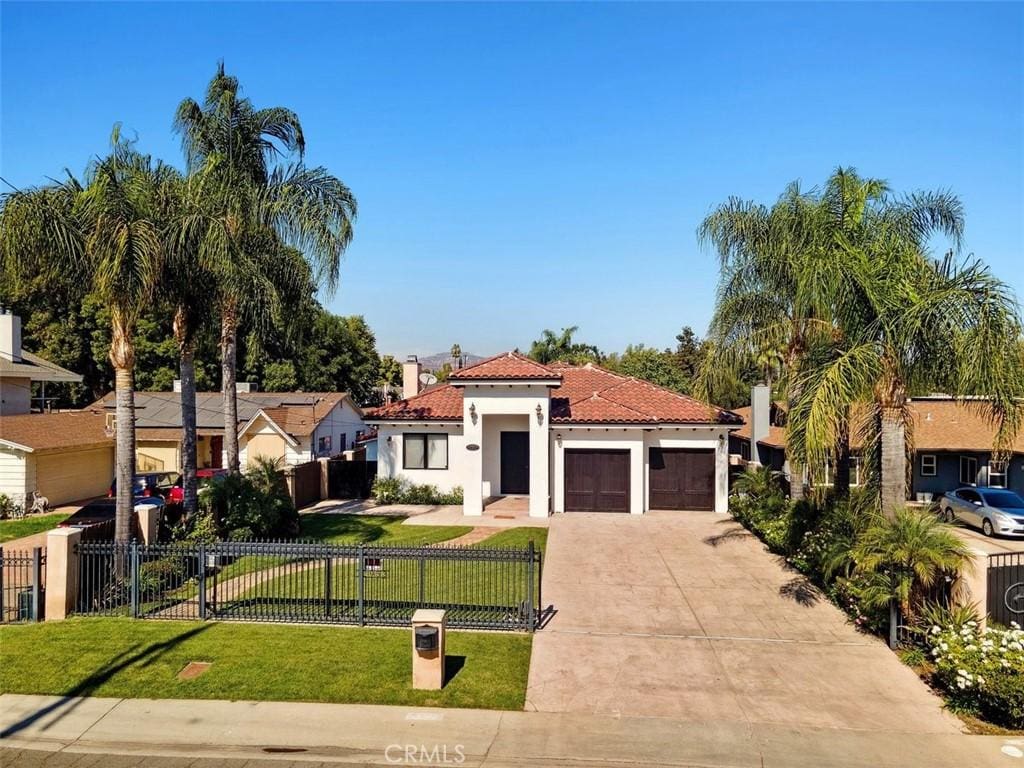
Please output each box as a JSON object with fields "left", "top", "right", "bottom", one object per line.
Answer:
{"left": 500, "top": 432, "right": 530, "bottom": 494}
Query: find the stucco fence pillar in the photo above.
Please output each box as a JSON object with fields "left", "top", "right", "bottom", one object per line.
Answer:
{"left": 955, "top": 548, "right": 991, "bottom": 629}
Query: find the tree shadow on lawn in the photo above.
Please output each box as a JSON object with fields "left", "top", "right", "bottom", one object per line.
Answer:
{"left": 300, "top": 515, "right": 401, "bottom": 543}
{"left": 0, "top": 623, "right": 211, "bottom": 739}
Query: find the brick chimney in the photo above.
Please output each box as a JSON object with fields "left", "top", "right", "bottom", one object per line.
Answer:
{"left": 403, "top": 355, "right": 422, "bottom": 400}
{"left": 0, "top": 309, "right": 22, "bottom": 363}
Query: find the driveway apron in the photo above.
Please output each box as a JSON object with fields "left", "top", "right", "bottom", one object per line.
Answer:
{"left": 526, "top": 511, "right": 963, "bottom": 733}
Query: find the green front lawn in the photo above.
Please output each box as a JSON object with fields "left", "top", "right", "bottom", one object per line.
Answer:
{"left": 474, "top": 527, "right": 548, "bottom": 554}
{"left": 299, "top": 514, "right": 472, "bottom": 545}
{"left": 0, "top": 513, "right": 70, "bottom": 544}
{"left": 0, "top": 617, "right": 532, "bottom": 710}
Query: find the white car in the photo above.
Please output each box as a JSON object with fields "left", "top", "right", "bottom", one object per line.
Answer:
{"left": 941, "top": 487, "right": 1024, "bottom": 538}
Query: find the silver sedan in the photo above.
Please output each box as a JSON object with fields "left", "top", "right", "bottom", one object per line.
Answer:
{"left": 942, "top": 487, "right": 1024, "bottom": 538}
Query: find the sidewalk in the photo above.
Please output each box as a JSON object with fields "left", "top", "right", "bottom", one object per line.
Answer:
{"left": 1, "top": 694, "right": 1019, "bottom": 767}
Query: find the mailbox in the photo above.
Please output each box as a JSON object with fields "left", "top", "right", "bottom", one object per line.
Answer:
{"left": 415, "top": 625, "right": 439, "bottom": 652}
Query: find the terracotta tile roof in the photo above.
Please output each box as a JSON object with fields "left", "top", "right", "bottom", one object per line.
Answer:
{"left": 448, "top": 351, "right": 560, "bottom": 381}
{"left": 369, "top": 355, "right": 739, "bottom": 425}
{"left": 251, "top": 394, "right": 347, "bottom": 438}
{"left": 366, "top": 385, "right": 465, "bottom": 421}
{"left": 731, "top": 406, "right": 789, "bottom": 448}
{"left": 0, "top": 410, "right": 111, "bottom": 452}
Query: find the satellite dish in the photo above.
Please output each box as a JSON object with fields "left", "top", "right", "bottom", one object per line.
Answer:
{"left": 419, "top": 373, "right": 438, "bottom": 386}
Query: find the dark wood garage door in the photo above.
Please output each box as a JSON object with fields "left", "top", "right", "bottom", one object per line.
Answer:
{"left": 649, "top": 448, "right": 715, "bottom": 510}
{"left": 565, "top": 449, "right": 630, "bottom": 512}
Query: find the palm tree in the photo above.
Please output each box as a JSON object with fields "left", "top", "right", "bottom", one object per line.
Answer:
{"left": 794, "top": 248, "right": 1024, "bottom": 513}
{"left": 450, "top": 343, "right": 462, "bottom": 370}
{"left": 528, "top": 326, "right": 600, "bottom": 364}
{"left": 849, "top": 508, "right": 973, "bottom": 617}
{"left": 699, "top": 183, "right": 827, "bottom": 501}
{"left": 174, "top": 63, "right": 356, "bottom": 472}
{"left": 0, "top": 131, "right": 173, "bottom": 539}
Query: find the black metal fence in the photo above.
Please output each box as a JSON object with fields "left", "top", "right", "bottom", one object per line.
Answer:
{"left": 1, "top": 547, "right": 45, "bottom": 623}
{"left": 76, "top": 539, "right": 542, "bottom": 631}
{"left": 988, "top": 552, "right": 1024, "bottom": 629}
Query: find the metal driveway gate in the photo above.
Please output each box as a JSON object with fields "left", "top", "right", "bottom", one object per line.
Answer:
{"left": 988, "top": 553, "right": 1024, "bottom": 628}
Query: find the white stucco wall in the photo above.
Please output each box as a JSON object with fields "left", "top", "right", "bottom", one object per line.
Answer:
{"left": 480, "top": 413, "right": 530, "bottom": 498}
{"left": 376, "top": 423, "right": 466, "bottom": 492}
{"left": 458, "top": 384, "right": 551, "bottom": 518}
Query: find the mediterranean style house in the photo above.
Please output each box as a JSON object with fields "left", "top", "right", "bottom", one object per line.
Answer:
{"left": 366, "top": 352, "right": 742, "bottom": 517}
{"left": 729, "top": 384, "right": 1024, "bottom": 499}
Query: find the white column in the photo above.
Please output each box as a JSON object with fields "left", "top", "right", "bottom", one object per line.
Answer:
{"left": 528, "top": 401, "right": 550, "bottom": 518}
{"left": 463, "top": 408, "right": 483, "bottom": 516}
{"left": 715, "top": 431, "right": 729, "bottom": 514}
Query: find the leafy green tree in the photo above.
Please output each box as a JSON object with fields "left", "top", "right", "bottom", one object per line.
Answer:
{"left": 528, "top": 326, "right": 601, "bottom": 365}
{"left": 295, "top": 311, "right": 380, "bottom": 402}
{"left": 174, "top": 63, "right": 356, "bottom": 471}
{"left": 606, "top": 344, "right": 689, "bottom": 392}
{"left": 0, "top": 131, "right": 175, "bottom": 540}
{"left": 262, "top": 360, "right": 299, "bottom": 391}
{"left": 378, "top": 355, "right": 402, "bottom": 387}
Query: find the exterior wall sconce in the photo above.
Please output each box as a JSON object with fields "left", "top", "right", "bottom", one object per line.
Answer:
{"left": 535, "top": 403, "right": 544, "bottom": 425}
{"left": 469, "top": 402, "right": 477, "bottom": 425}
{"left": 556, "top": 433, "right": 562, "bottom": 446}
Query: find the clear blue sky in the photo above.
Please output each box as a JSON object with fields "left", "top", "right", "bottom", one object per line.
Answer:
{"left": 2, "top": 2, "right": 1022, "bottom": 359}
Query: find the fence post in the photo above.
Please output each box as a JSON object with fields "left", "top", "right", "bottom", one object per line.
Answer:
{"left": 325, "top": 552, "right": 333, "bottom": 618}
{"left": 31, "top": 547, "right": 43, "bottom": 622}
{"left": 198, "top": 542, "right": 207, "bottom": 620}
{"left": 527, "top": 541, "right": 536, "bottom": 632}
{"left": 357, "top": 545, "right": 365, "bottom": 626}
{"left": 130, "top": 541, "right": 140, "bottom": 619}
{"left": 0, "top": 546, "right": 4, "bottom": 622}
{"left": 419, "top": 556, "right": 426, "bottom": 605}
{"left": 45, "top": 527, "right": 81, "bottom": 621}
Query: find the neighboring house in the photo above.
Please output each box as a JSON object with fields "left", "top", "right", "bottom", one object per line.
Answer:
{"left": 354, "top": 428, "right": 378, "bottom": 460}
{"left": 94, "top": 388, "right": 367, "bottom": 471}
{"left": 366, "top": 352, "right": 741, "bottom": 517}
{"left": 730, "top": 385, "right": 1024, "bottom": 499}
{"left": 0, "top": 310, "right": 114, "bottom": 505}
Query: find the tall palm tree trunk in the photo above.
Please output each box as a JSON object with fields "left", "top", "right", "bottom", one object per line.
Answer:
{"left": 880, "top": 406, "right": 906, "bottom": 516}
{"left": 221, "top": 299, "right": 240, "bottom": 473}
{"left": 174, "top": 308, "right": 199, "bottom": 518}
{"left": 833, "top": 406, "right": 851, "bottom": 498}
{"left": 110, "top": 314, "right": 137, "bottom": 543}
{"left": 786, "top": 350, "right": 805, "bottom": 502}
{"left": 877, "top": 364, "right": 908, "bottom": 516}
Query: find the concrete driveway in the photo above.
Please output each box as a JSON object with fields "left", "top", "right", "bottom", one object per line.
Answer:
{"left": 526, "top": 511, "right": 963, "bottom": 734}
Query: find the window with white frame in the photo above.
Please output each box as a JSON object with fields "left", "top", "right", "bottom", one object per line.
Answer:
{"left": 739, "top": 441, "right": 751, "bottom": 462}
{"left": 403, "top": 433, "right": 448, "bottom": 470}
{"left": 989, "top": 459, "right": 1008, "bottom": 488}
{"left": 850, "top": 456, "right": 863, "bottom": 486}
{"left": 920, "top": 454, "right": 936, "bottom": 477}
{"left": 959, "top": 455, "right": 978, "bottom": 486}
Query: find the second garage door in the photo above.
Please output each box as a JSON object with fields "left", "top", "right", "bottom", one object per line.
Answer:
{"left": 565, "top": 449, "right": 630, "bottom": 512}
{"left": 649, "top": 448, "right": 715, "bottom": 510}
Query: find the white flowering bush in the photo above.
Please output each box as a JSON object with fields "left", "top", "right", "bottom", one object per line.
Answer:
{"left": 927, "top": 621, "right": 1024, "bottom": 728}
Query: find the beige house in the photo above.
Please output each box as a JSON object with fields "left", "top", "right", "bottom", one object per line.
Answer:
{"left": 95, "top": 389, "right": 367, "bottom": 472}
{"left": 0, "top": 310, "right": 114, "bottom": 506}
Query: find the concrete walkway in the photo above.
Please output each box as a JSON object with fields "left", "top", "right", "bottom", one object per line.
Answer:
{"left": 0, "top": 694, "right": 1019, "bottom": 768}
{"left": 527, "top": 511, "right": 963, "bottom": 733}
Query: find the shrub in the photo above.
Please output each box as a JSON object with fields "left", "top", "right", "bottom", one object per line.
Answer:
{"left": 371, "top": 477, "right": 463, "bottom": 506}
{"left": 927, "top": 621, "right": 1024, "bottom": 728}
{"left": 848, "top": 508, "right": 971, "bottom": 618}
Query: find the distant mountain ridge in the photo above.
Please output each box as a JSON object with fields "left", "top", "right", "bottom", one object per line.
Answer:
{"left": 418, "top": 352, "right": 486, "bottom": 372}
